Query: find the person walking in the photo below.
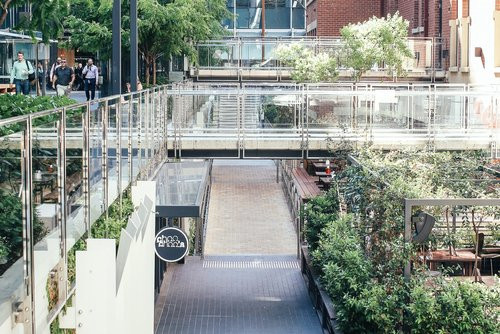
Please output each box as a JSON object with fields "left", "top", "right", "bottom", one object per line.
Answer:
{"left": 74, "top": 63, "right": 84, "bottom": 90}
{"left": 9, "top": 51, "right": 34, "bottom": 95}
{"left": 52, "top": 59, "right": 75, "bottom": 97}
{"left": 50, "top": 57, "right": 62, "bottom": 87}
{"left": 82, "top": 58, "right": 98, "bottom": 101}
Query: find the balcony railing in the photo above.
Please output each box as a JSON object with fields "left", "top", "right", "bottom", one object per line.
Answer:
{"left": 193, "top": 37, "right": 448, "bottom": 81}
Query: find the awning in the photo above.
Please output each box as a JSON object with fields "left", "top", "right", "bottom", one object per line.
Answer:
{"left": 154, "top": 160, "right": 211, "bottom": 218}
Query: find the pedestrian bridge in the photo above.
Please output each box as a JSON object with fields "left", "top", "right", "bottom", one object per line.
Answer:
{"left": 167, "top": 83, "right": 499, "bottom": 158}
{"left": 0, "top": 81, "right": 498, "bottom": 333}
{"left": 2, "top": 83, "right": 498, "bottom": 159}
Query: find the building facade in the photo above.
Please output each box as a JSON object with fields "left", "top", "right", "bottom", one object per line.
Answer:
{"left": 225, "top": 0, "right": 306, "bottom": 37}
{"left": 305, "top": 0, "right": 500, "bottom": 84}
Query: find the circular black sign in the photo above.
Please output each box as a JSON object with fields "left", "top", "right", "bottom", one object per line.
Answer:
{"left": 154, "top": 227, "right": 189, "bottom": 263}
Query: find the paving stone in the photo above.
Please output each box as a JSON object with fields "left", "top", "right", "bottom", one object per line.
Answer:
{"left": 155, "top": 160, "right": 322, "bottom": 333}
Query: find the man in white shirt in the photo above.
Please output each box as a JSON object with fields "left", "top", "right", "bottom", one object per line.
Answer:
{"left": 50, "top": 57, "right": 62, "bottom": 87}
{"left": 82, "top": 58, "right": 99, "bottom": 101}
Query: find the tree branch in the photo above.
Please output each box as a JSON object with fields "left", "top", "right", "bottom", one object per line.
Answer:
{"left": 0, "top": 0, "right": 13, "bottom": 28}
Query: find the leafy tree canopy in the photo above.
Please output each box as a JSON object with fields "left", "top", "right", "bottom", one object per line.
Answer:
{"left": 341, "top": 12, "right": 412, "bottom": 81}
{"left": 63, "top": 0, "right": 230, "bottom": 84}
{"left": 277, "top": 12, "right": 412, "bottom": 83}
{"left": 276, "top": 43, "right": 338, "bottom": 83}
{"left": 1, "top": 0, "right": 70, "bottom": 42}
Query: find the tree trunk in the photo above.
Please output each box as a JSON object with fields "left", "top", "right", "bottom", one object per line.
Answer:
{"left": 153, "top": 60, "right": 157, "bottom": 86}
{"left": 145, "top": 56, "right": 151, "bottom": 86}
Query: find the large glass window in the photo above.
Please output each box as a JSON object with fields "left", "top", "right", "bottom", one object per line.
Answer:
{"left": 236, "top": 0, "right": 262, "bottom": 29}
{"left": 291, "top": 0, "right": 305, "bottom": 29}
{"left": 265, "top": 0, "right": 289, "bottom": 29}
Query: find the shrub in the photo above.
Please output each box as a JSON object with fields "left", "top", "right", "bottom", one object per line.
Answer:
{"left": 0, "top": 95, "right": 77, "bottom": 136}
{"left": 303, "top": 186, "right": 339, "bottom": 251}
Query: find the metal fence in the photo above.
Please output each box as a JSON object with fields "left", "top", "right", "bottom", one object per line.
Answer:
{"left": 168, "top": 82, "right": 499, "bottom": 158}
{"left": 0, "top": 81, "right": 498, "bottom": 332}
{"left": 193, "top": 37, "right": 447, "bottom": 81}
{"left": 0, "top": 87, "right": 168, "bottom": 333}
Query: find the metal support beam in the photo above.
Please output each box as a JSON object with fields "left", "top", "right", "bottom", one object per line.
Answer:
{"left": 130, "top": 0, "right": 138, "bottom": 92}
{"left": 112, "top": 0, "right": 122, "bottom": 95}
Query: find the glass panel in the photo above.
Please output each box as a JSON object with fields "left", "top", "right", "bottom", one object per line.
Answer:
{"left": 265, "top": 0, "right": 289, "bottom": 29}
{"left": 131, "top": 92, "right": 141, "bottom": 180}
{"left": 411, "top": 85, "right": 432, "bottom": 130}
{"left": 371, "top": 85, "right": 410, "bottom": 129}
{"left": 65, "top": 107, "right": 86, "bottom": 288}
{"left": 434, "top": 86, "right": 465, "bottom": 129}
{"left": 89, "top": 100, "right": 105, "bottom": 223}
{"left": 107, "top": 98, "right": 119, "bottom": 206}
{"left": 120, "top": 96, "right": 132, "bottom": 189}
{"left": 292, "top": 0, "right": 305, "bottom": 29}
{"left": 31, "top": 113, "right": 62, "bottom": 328}
{"left": 236, "top": 0, "right": 262, "bottom": 29}
{"left": 0, "top": 122, "right": 27, "bottom": 322}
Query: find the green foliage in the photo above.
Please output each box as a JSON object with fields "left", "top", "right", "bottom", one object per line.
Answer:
{"left": 309, "top": 149, "right": 499, "bottom": 333}
{"left": 0, "top": 189, "right": 45, "bottom": 275}
{"left": 0, "top": 95, "right": 77, "bottom": 136}
{"left": 408, "top": 279, "right": 500, "bottom": 334}
{"left": 262, "top": 104, "right": 293, "bottom": 126}
{"left": 304, "top": 186, "right": 339, "bottom": 252}
{"left": 277, "top": 13, "right": 412, "bottom": 83}
{"left": 276, "top": 43, "right": 338, "bottom": 83}
{"left": 91, "top": 192, "right": 134, "bottom": 245}
{"left": 63, "top": 0, "right": 230, "bottom": 84}
{"left": 0, "top": 0, "right": 69, "bottom": 42}
{"left": 341, "top": 12, "right": 412, "bottom": 81}
{"left": 0, "top": 236, "right": 8, "bottom": 261}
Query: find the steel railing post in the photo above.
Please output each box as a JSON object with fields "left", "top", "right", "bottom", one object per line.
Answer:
{"left": 103, "top": 100, "right": 108, "bottom": 218}
{"left": 24, "top": 117, "right": 35, "bottom": 333}
{"left": 117, "top": 99, "right": 122, "bottom": 216}
{"left": 83, "top": 103, "right": 91, "bottom": 236}
{"left": 59, "top": 108, "right": 68, "bottom": 303}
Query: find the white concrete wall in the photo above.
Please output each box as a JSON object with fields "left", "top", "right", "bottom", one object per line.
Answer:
{"left": 59, "top": 181, "right": 156, "bottom": 334}
{"left": 450, "top": 0, "right": 499, "bottom": 84}
{"left": 469, "top": 0, "right": 497, "bottom": 84}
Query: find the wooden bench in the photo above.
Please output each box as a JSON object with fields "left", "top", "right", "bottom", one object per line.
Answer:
{"left": 0, "top": 84, "right": 15, "bottom": 95}
{"left": 292, "top": 167, "right": 322, "bottom": 201}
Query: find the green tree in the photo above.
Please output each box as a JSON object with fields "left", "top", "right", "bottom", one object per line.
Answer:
{"left": 276, "top": 13, "right": 412, "bottom": 83}
{"left": 341, "top": 12, "right": 412, "bottom": 82}
{"left": 276, "top": 43, "right": 338, "bottom": 83}
{"left": 1, "top": 0, "right": 69, "bottom": 42}
{"left": 63, "top": 0, "right": 230, "bottom": 85}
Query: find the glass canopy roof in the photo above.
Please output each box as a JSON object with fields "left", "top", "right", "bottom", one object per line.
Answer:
{"left": 154, "top": 160, "right": 211, "bottom": 218}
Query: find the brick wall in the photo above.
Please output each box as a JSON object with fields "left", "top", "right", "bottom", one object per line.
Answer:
{"left": 314, "top": 0, "right": 383, "bottom": 36}
{"left": 306, "top": 0, "right": 318, "bottom": 35}
{"left": 497, "top": 0, "right": 500, "bottom": 11}
{"left": 462, "top": 0, "right": 469, "bottom": 17}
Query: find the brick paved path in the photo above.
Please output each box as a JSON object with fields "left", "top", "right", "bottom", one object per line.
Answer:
{"left": 155, "top": 160, "right": 322, "bottom": 334}
{"left": 204, "top": 160, "right": 297, "bottom": 255}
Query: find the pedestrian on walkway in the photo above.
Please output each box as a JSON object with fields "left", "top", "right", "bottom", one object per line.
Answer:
{"left": 52, "top": 59, "right": 75, "bottom": 97}
{"left": 74, "top": 63, "right": 84, "bottom": 91}
{"left": 82, "top": 58, "right": 99, "bottom": 101}
{"left": 9, "top": 51, "right": 34, "bottom": 95}
{"left": 37, "top": 62, "right": 44, "bottom": 89}
{"left": 50, "top": 57, "right": 62, "bottom": 87}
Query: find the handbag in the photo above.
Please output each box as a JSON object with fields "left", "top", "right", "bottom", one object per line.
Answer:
{"left": 26, "top": 61, "right": 35, "bottom": 82}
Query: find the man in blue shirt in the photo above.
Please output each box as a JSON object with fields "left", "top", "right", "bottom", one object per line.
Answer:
{"left": 9, "top": 51, "right": 34, "bottom": 95}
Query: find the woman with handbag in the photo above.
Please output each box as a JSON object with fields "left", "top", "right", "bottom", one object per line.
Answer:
{"left": 9, "top": 51, "right": 35, "bottom": 95}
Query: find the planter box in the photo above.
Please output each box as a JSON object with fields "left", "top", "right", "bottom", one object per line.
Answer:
{"left": 301, "top": 245, "right": 342, "bottom": 334}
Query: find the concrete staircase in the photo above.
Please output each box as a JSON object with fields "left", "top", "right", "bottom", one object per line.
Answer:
{"left": 213, "top": 95, "right": 260, "bottom": 128}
